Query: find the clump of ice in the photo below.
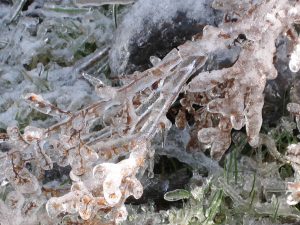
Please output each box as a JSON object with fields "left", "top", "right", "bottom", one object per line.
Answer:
{"left": 289, "top": 40, "right": 300, "bottom": 73}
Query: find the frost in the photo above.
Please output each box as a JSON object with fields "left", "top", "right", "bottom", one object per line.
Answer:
{"left": 109, "top": 0, "right": 223, "bottom": 75}
{"left": 0, "top": 3, "right": 113, "bottom": 130}
{"left": 0, "top": 0, "right": 300, "bottom": 224}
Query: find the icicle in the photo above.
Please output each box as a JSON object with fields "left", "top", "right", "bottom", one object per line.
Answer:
{"left": 289, "top": 40, "right": 300, "bottom": 73}
{"left": 82, "top": 73, "right": 105, "bottom": 87}
{"left": 23, "top": 93, "right": 70, "bottom": 118}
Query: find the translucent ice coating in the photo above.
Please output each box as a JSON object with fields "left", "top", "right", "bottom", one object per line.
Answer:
{"left": 0, "top": 5, "right": 113, "bottom": 130}
{"left": 184, "top": 0, "right": 300, "bottom": 159}
{"left": 288, "top": 4, "right": 300, "bottom": 72}
{"left": 41, "top": 34, "right": 205, "bottom": 223}
{"left": 109, "top": 0, "right": 223, "bottom": 75}
{"left": 286, "top": 103, "right": 300, "bottom": 205}
{"left": 46, "top": 141, "right": 147, "bottom": 221}
{"left": 1, "top": 0, "right": 300, "bottom": 223}
{"left": 286, "top": 143, "right": 300, "bottom": 205}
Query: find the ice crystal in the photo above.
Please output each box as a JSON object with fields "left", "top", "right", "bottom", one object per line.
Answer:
{"left": 289, "top": 40, "right": 300, "bottom": 73}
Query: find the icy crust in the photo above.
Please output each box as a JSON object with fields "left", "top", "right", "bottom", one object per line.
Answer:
{"left": 0, "top": 191, "right": 49, "bottom": 225}
{"left": 179, "top": 0, "right": 300, "bottom": 160}
{"left": 2, "top": 37, "right": 207, "bottom": 223}
{"left": 46, "top": 142, "right": 145, "bottom": 222}
{"left": 0, "top": 4, "right": 113, "bottom": 130}
{"left": 0, "top": 0, "right": 300, "bottom": 224}
{"left": 109, "top": 0, "right": 223, "bottom": 75}
{"left": 286, "top": 103, "right": 300, "bottom": 205}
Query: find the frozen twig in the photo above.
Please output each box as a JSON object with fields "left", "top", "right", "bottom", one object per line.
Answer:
{"left": 1, "top": 0, "right": 299, "bottom": 223}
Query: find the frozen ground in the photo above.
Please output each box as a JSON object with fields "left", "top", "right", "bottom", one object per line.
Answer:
{"left": 0, "top": 0, "right": 114, "bottom": 130}
{"left": 1, "top": 0, "right": 300, "bottom": 225}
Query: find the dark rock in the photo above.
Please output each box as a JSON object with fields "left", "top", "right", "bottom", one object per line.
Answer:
{"left": 109, "top": 0, "right": 223, "bottom": 76}
{"left": 43, "top": 163, "right": 71, "bottom": 184}
{"left": 126, "top": 157, "right": 192, "bottom": 210}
